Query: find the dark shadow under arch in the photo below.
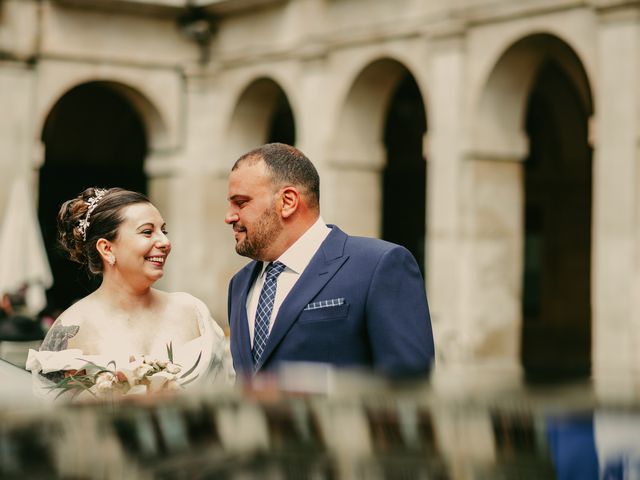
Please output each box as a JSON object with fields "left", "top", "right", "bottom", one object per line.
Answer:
{"left": 267, "top": 87, "right": 295, "bottom": 146}
{"left": 382, "top": 72, "right": 427, "bottom": 275}
{"left": 522, "top": 59, "right": 592, "bottom": 383}
{"left": 39, "top": 82, "right": 148, "bottom": 312}
{"left": 227, "top": 78, "right": 296, "bottom": 160}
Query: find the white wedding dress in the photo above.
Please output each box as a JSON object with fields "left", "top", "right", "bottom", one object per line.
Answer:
{"left": 26, "top": 295, "right": 235, "bottom": 401}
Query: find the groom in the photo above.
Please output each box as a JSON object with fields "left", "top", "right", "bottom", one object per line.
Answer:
{"left": 225, "top": 143, "right": 434, "bottom": 377}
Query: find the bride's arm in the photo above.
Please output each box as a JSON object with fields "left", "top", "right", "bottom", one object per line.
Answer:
{"left": 40, "top": 319, "right": 80, "bottom": 352}
{"left": 39, "top": 317, "right": 80, "bottom": 381}
{"left": 186, "top": 294, "right": 236, "bottom": 385}
{"left": 26, "top": 314, "right": 88, "bottom": 402}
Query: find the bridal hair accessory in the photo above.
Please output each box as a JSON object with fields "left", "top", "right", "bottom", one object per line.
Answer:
{"left": 77, "top": 189, "right": 108, "bottom": 241}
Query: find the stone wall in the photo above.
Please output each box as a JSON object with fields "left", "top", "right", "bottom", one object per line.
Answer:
{"left": 1, "top": 0, "right": 639, "bottom": 391}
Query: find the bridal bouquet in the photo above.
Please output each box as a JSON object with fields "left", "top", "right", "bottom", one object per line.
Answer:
{"left": 49, "top": 343, "right": 201, "bottom": 400}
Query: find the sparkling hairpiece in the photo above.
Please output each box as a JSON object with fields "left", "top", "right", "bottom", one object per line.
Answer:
{"left": 77, "top": 189, "right": 108, "bottom": 241}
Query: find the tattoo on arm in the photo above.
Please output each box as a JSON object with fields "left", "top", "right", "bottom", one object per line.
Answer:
{"left": 39, "top": 324, "right": 79, "bottom": 352}
{"left": 42, "top": 371, "right": 65, "bottom": 384}
{"left": 39, "top": 324, "right": 80, "bottom": 383}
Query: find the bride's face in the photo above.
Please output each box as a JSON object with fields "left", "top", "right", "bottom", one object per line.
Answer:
{"left": 109, "top": 203, "right": 171, "bottom": 284}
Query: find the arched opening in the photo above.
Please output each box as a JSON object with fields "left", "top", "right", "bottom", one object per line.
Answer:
{"left": 331, "top": 59, "right": 427, "bottom": 268}
{"left": 473, "top": 33, "right": 593, "bottom": 380}
{"left": 226, "top": 78, "right": 295, "bottom": 161}
{"left": 267, "top": 88, "right": 295, "bottom": 146}
{"left": 39, "top": 82, "right": 148, "bottom": 312}
{"left": 522, "top": 59, "right": 592, "bottom": 382}
{"left": 382, "top": 73, "right": 427, "bottom": 274}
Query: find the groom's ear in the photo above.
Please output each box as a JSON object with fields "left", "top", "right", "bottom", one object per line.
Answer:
{"left": 95, "top": 238, "right": 112, "bottom": 261}
{"left": 279, "top": 186, "right": 299, "bottom": 219}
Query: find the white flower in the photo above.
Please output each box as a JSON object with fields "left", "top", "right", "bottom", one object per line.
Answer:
{"left": 147, "top": 371, "right": 177, "bottom": 392}
{"left": 134, "top": 362, "right": 154, "bottom": 378}
{"left": 46, "top": 340, "right": 203, "bottom": 401}
{"left": 94, "top": 371, "right": 117, "bottom": 393}
{"left": 120, "top": 360, "right": 154, "bottom": 385}
{"left": 165, "top": 363, "right": 181, "bottom": 374}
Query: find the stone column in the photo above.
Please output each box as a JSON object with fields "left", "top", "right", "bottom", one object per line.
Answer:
{"left": 425, "top": 30, "right": 465, "bottom": 372}
{"left": 429, "top": 27, "right": 523, "bottom": 390}
{"left": 430, "top": 26, "right": 525, "bottom": 390}
{"left": 458, "top": 154, "right": 524, "bottom": 383}
{"left": 156, "top": 70, "right": 241, "bottom": 329}
{"left": 145, "top": 145, "right": 181, "bottom": 289}
{"left": 323, "top": 146, "right": 385, "bottom": 239}
{"left": 592, "top": 4, "right": 640, "bottom": 400}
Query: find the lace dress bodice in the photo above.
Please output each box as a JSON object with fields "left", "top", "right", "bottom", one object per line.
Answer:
{"left": 26, "top": 294, "right": 235, "bottom": 401}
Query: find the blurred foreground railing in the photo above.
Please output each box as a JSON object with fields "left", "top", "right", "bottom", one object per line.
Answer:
{"left": 1, "top": 365, "right": 639, "bottom": 479}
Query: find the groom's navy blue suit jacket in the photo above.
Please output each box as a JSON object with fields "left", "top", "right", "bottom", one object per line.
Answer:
{"left": 228, "top": 225, "right": 435, "bottom": 377}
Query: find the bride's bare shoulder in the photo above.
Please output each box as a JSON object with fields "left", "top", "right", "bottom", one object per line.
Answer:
{"left": 156, "top": 290, "right": 206, "bottom": 312}
{"left": 156, "top": 290, "right": 208, "bottom": 335}
{"left": 39, "top": 296, "right": 101, "bottom": 352}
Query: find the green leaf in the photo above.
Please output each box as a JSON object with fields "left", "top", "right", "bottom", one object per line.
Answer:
{"left": 179, "top": 374, "right": 199, "bottom": 387}
{"left": 48, "top": 370, "right": 98, "bottom": 399}
{"left": 179, "top": 351, "right": 202, "bottom": 380}
{"left": 166, "top": 342, "right": 174, "bottom": 363}
{"left": 76, "top": 358, "right": 109, "bottom": 371}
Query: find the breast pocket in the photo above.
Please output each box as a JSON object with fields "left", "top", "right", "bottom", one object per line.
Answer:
{"left": 298, "top": 302, "right": 350, "bottom": 324}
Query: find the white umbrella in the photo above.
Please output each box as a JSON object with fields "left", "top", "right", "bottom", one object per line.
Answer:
{"left": 0, "top": 177, "right": 53, "bottom": 315}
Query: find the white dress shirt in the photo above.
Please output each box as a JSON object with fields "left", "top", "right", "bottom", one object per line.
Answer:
{"left": 246, "top": 217, "right": 331, "bottom": 346}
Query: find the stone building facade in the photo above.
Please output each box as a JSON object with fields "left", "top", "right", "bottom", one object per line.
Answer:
{"left": 0, "top": 0, "right": 638, "bottom": 393}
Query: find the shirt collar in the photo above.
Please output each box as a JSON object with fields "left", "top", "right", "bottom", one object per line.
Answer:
{"left": 260, "top": 217, "right": 331, "bottom": 276}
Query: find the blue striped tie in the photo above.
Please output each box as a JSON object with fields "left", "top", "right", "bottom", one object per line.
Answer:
{"left": 252, "top": 261, "right": 286, "bottom": 371}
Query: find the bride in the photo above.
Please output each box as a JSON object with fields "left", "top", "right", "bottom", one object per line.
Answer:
{"left": 27, "top": 187, "right": 234, "bottom": 399}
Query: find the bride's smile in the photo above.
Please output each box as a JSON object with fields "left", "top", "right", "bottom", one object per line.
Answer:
{"left": 104, "top": 202, "right": 171, "bottom": 282}
{"left": 145, "top": 255, "right": 166, "bottom": 265}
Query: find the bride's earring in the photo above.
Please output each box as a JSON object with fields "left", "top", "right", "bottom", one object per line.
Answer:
{"left": 108, "top": 254, "right": 116, "bottom": 266}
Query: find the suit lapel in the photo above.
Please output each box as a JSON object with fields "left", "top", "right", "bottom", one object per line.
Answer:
{"left": 257, "top": 226, "right": 349, "bottom": 370}
{"left": 232, "top": 261, "right": 263, "bottom": 373}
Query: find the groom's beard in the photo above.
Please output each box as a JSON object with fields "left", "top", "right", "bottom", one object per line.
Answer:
{"left": 235, "top": 205, "right": 282, "bottom": 260}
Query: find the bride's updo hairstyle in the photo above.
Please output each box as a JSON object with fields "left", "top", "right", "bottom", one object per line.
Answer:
{"left": 58, "top": 187, "right": 150, "bottom": 275}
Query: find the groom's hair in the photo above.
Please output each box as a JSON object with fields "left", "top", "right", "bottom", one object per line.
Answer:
{"left": 233, "top": 143, "right": 320, "bottom": 209}
{"left": 58, "top": 187, "right": 150, "bottom": 275}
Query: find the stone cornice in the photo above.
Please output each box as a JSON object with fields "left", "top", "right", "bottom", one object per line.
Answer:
{"left": 589, "top": 0, "right": 640, "bottom": 22}
{"left": 195, "top": 0, "right": 287, "bottom": 15}
{"left": 53, "top": 0, "right": 185, "bottom": 17}
{"left": 53, "top": 0, "right": 286, "bottom": 17}
{"left": 588, "top": 0, "right": 640, "bottom": 10}
{"left": 461, "top": 0, "right": 589, "bottom": 27}
{"left": 210, "top": 15, "right": 435, "bottom": 69}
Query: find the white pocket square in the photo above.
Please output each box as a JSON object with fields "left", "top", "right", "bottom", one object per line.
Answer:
{"left": 304, "top": 298, "right": 345, "bottom": 311}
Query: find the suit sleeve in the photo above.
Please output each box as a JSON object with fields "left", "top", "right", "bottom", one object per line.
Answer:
{"left": 226, "top": 276, "right": 241, "bottom": 373}
{"left": 227, "top": 277, "right": 234, "bottom": 322}
{"left": 365, "top": 245, "right": 435, "bottom": 377}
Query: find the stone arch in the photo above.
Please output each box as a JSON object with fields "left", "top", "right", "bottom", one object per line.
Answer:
{"left": 473, "top": 32, "right": 592, "bottom": 160}
{"left": 327, "top": 58, "right": 428, "bottom": 267}
{"left": 331, "top": 58, "right": 426, "bottom": 168}
{"left": 38, "top": 80, "right": 159, "bottom": 311}
{"left": 467, "top": 33, "right": 594, "bottom": 382}
{"left": 36, "top": 78, "right": 170, "bottom": 155}
{"left": 105, "top": 82, "right": 169, "bottom": 152}
{"left": 225, "top": 77, "right": 296, "bottom": 161}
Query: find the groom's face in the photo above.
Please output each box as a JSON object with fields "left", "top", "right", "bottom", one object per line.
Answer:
{"left": 226, "top": 159, "right": 283, "bottom": 261}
